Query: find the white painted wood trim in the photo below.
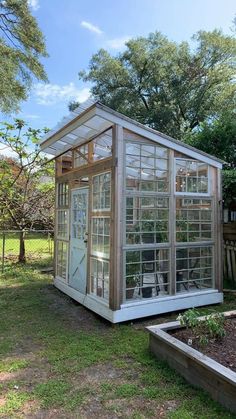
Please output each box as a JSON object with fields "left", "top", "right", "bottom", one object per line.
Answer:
{"left": 54, "top": 277, "right": 222, "bottom": 323}
{"left": 54, "top": 277, "right": 114, "bottom": 322}
{"left": 114, "top": 291, "right": 223, "bottom": 323}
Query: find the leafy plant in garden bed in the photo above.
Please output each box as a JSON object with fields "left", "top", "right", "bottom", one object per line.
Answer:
{"left": 177, "top": 308, "right": 226, "bottom": 346}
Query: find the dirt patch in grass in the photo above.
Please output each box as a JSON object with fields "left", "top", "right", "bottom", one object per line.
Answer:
{"left": 172, "top": 317, "right": 236, "bottom": 373}
{"left": 43, "top": 284, "right": 110, "bottom": 333}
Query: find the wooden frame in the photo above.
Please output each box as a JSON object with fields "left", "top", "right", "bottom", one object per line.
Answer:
{"left": 147, "top": 311, "right": 236, "bottom": 413}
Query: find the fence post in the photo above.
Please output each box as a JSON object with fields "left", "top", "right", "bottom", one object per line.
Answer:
{"left": 1, "top": 233, "right": 5, "bottom": 273}
{"left": 48, "top": 232, "right": 51, "bottom": 256}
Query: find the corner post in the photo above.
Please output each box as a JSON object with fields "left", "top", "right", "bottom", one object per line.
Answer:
{"left": 110, "top": 124, "right": 124, "bottom": 310}
{"left": 216, "top": 168, "right": 223, "bottom": 292}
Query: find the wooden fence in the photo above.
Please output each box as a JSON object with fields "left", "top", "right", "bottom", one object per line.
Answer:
{"left": 223, "top": 240, "right": 236, "bottom": 283}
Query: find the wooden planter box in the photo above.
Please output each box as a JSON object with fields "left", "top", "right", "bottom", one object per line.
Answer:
{"left": 147, "top": 311, "right": 236, "bottom": 414}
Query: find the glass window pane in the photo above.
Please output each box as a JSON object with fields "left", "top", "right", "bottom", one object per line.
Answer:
{"left": 90, "top": 257, "right": 109, "bottom": 301}
{"left": 91, "top": 217, "right": 110, "bottom": 258}
{"left": 74, "top": 144, "right": 88, "bottom": 168}
{"left": 126, "top": 196, "right": 169, "bottom": 244}
{"left": 57, "top": 183, "right": 69, "bottom": 208}
{"left": 56, "top": 241, "right": 68, "bottom": 280}
{"left": 57, "top": 210, "right": 68, "bottom": 239}
{"left": 93, "top": 131, "right": 112, "bottom": 161}
{"left": 92, "top": 172, "right": 111, "bottom": 211}
{"left": 176, "top": 198, "right": 212, "bottom": 242}
{"left": 176, "top": 246, "right": 213, "bottom": 293}
{"left": 125, "top": 249, "right": 170, "bottom": 301}
{"left": 126, "top": 141, "right": 169, "bottom": 192}
{"left": 175, "top": 159, "right": 209, "bottom": 194}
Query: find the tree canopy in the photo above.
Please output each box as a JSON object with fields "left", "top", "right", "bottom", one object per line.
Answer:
{"left": 0, "top": 0, "right": 48, "bottom": 113}
{"left": 80, "top": 30, "right": 236, "bottom": 139}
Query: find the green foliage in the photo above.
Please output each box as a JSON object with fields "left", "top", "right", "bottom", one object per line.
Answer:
{"left": 0, "top": 120, "right": 54, "bottom": 232}
{"left": 222, "top": 169, "right": 236, "bottom": 207}
{"left": 178, "top": 309, "right": 226, "bottom": 346}
{"left": 183, "top": 111, "right": 236, "bottom": 205}
{"left": 0, "top": 0, "right": 48, "bottom": 113}
{"left": 80, "top": 30, "right": 236, "bottom": 139}
{"left": 68, "top": 100, "right": 80, "bottom": 112}
{"left": 183, "top": 112, "right": 236, "bottom": 166}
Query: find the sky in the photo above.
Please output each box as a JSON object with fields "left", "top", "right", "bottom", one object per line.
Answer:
{"left": 3, "top": 0, "right": 236, "bottom": 131}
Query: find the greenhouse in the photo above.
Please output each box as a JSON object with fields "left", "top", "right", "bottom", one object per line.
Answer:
{"left": 40, "top": 99, "right": 223, "bottom": 322}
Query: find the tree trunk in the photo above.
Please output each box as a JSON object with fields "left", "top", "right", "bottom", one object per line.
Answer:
{"left": 19, "top": 230, "right": 26, "bottom": 263}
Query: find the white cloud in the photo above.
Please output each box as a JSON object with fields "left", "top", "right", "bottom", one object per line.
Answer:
{"left": 27, "top": 0, "right": 40, "bottom": 11}
{"left": 20, "top": 113, "right": 40, "bottom": 120}
{"left": 81, "top": 20, "right": 103, "bottom": 35}
{"left": 33, "top": 82, "right": 90, "bottom": 106}
{"left": 0, "top": 146, "right": 18, "bottom": 159}
{"left": 105, "top": 36, "right": 130, "bottom": 50}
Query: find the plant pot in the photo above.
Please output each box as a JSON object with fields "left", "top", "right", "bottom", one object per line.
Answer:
{"left": 126, "top": 288, "right": 135, "bottom": 300}
{"left": 142, "top": 287, "right": 153, "bottom": 298}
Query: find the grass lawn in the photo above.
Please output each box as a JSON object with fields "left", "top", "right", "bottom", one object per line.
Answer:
{"left": 0, "top": 233, "right": 53, "bottom": 263}
{"left": 0, "top": 261, "right": 235, "bottom": 418}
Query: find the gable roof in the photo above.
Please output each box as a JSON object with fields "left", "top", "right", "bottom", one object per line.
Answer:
{"left": 40, "top": 99, "right": 223, "bottom": 168}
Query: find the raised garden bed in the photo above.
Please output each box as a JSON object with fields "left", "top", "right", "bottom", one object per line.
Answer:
{"left": 147, "top": 311, "right": 236, "bottom": 414}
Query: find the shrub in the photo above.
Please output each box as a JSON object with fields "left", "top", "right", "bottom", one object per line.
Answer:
{"left": 177, "top": 309, "right": 226, "bottom": 346}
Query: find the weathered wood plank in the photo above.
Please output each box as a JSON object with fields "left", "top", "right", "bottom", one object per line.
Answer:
{"left": 147, "top": 312, "right": 236, "bottom": 413}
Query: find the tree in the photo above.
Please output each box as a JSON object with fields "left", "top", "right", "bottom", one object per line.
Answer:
{"left": 184, "top": 111, "right": 236, "bottom": 206}
{"left": 80, "top": 30, "right": 236, "bottom": 139}
{"left": 0, "top": 0, "right": 48, "bottom": 113}
{"left": 0, "top": 120, "right": 54, "bottom": 262}
{"left": 68, "top": 100, "right": 80, "bottom": 112}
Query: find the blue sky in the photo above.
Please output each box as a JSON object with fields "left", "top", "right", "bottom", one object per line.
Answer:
{"left": 5, "top": 0, "right": 236, "bottom": 130}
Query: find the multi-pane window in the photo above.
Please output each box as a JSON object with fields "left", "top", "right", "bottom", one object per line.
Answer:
{"left": 57, "top": 210, "right": 68, "bottom": 239}
{"left": 90, "top": 171, "right": 111, "bottom": 300}
{"left": 126, "top": 142, "right": 169, "bottom": 192}
{"left": 91, "top": 217, "right": 110, "bottom": 258}
{"left": 125, "top": 249, "right": 170, "bottom": 300}
{"left": 175, "top": 159, "right": 208, "bottom": 193}
{"left": 74, "top": 144, "right": 88, "bottom": 168}
{"left": 90, "top": 258, "right": 109, "bottom": 301}
{"left": 56, "top": 241, "right": 68, "bottom": 280}
{"left": 92, "top": 172, "right": 111, "bottom": 211}
{"left": 176, "top": 199, "right": 212, "bottom": 242}
{"left": 126, "top": 197, "right": 169, "bottom": 244}
{"left": 56, "top": 183, "right": 69, "bottom": 281}
{"left": 57, "top": 183, "right": 69, "bottom": 207}
{"left": 71, "top": 192, "right": 87, "bottom": 240}
{"left": 176, "top": 246, "right": 213, "bottom": 292}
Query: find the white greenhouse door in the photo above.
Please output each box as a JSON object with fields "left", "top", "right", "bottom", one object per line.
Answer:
{"left": 69, "top": 188, "right": 89, "bottom": 293}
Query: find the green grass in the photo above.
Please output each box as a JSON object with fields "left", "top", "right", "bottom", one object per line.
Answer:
{"left": 0, "top": 262, "right": 235, "bottom": 418}
{"left": 0, "top": 233, "right": 53, "bottom": 262}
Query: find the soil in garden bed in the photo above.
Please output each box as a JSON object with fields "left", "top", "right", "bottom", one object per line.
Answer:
{"left": 171, "top": 318, "right": 236, "bottom": 373}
